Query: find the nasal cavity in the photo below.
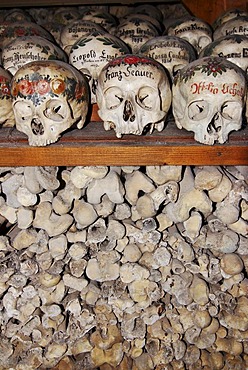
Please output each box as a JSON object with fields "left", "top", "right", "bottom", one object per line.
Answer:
{"left": 31, "top": 118, "right": 44, "bottom": 135}
{"left": 123, "top": 100, "right": 135, "bottom": 122}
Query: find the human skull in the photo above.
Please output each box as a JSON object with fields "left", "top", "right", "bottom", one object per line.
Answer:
{"left": 60, "top": 20, "right": 105, "bottom": 55}
{"left": 80, "top": 9, "right": 117, "bottom": 33}
{"left": 115, "top": 18, "right": 159, "bottom": 53}
{"left": 212, "top": 8, "right": 248, "bottom": 30}
{"left": 166, "top": 16, "right": 213, "bottom": 55}
{"left": 199, "top": 35, "right": 248, "bottom": 74}
{"left": 213, "top": 16, "right": 248, "bottom": 40}
{"left": 2, "top": 35, "right": 67, "bottom": 75}
{"left": 69, "top": 32, "right": 130, "bottom": 103}
{"left": 11, "top": 60, "right": 89, "bottom": 146}
{"left": 0, "top": 21, "right": 55, "bottom": 49}
{"left": 0, "top": 66, "right": 15, "bottom": 127}
{"left": 139, "top": 35, "right": 196, "bottom": 80}
{"left": 172, "top": 56, "right": 247, "bottom": 145}
{"left": 96, "top": 54, "right": 172, "bottom": 138}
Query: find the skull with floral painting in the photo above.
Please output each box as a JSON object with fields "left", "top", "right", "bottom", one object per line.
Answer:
{"left": 69, "top": 32, "right": 130, "bottom": 103}
{"left": 96, "top": 54, "right": 172, "bottom": 138}
{"left": 172, "top": 56, "right": 247, "bottom": 145}
{"left": 213, "top": 15, "right": 248, "bottom": 40}
{"left": 11, "top": 60, "right": 89, "bottom": 146}
{"left": 0, "top": 66, "right": 15, "bottom": 127}
{"left": 199, "top": 34, "right": 248, "bottom": 75}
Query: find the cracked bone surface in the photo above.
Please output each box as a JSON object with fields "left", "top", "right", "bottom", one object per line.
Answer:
{"left": 0, "top": 165, "right": 247, "bottom": 369}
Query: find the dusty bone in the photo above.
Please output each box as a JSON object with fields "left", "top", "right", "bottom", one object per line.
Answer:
{"left": 17, "top": 208, "right": 33, "bottom": 229}
{"left": 194, "top": 166, "right": 223, "bottom": 190}
{"left": 52, "top": 170, "right": 82, "bottom": 215}
{"left": 70, "top": 166, "right": 109, "bottom": 188}
{"left": 150, "top": 181, "right": 179, "bottom": 210}
{"left": 12, "top": 228, "right": 38, "bottom": 250}
{"left": 146, "top": 165, "right": 182, "bottom": 185}
{"left": 33, "top": 201, "right": 74, "bottom": 237}
{"left": 48, "top": 234, "right": 67, "bottom": 260}
{"left": 63, "top": 273, "right": 88, "bottom": 291}
{"left": 16, "top": 186, "right": 37, "bottom": 207}
{"left": 1, "top": 173, "right": 23, "bottom": 207}
{"left": 182, "top": 211, "right": 202, "bottom": 241}
{"left": 125, "top": 171, "right": 155, "bottom": 205}
{"left": 86, "top": 251, "right": 120, "bottom": 282}
{"left": 106, "top": 219, "right": 126, "bottom": 240}
{"left": 208, "top": 172, "right": 233, "bottom": 202}
{"left": 164, "top": 167, "right": 212, "bottom": 223}
{"left": 72, "top": 199, "right": 98, "bottom": 228}
{"left": 228, "top": 218, "right": 248, "bottom": 236}
{"left": 87, "top": 170, "right": 125, "bottom": 204}
{"left": 24, "top": 167, "right": 60, "bottom": 194}
{"left": 0, "top": 196, "right": 17, "bottom": 224}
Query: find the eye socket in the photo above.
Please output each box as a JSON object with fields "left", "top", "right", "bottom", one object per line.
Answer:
{"left": 44, "top": 99, "right": 67, "bottom": 121}
{"left": 221, "top": 101, "right": 242, "bottom": 121}
{"left": 188, "top": 100, "right": 209, "bottom": 120}
{"left": 104, "top": 87, "right": 123, "bottom": 110}
{"left": 137, "top": 86, "right": 157, "bottom": 110}
{"left": 13, "top": 101, "right": 33, "bottom": 121}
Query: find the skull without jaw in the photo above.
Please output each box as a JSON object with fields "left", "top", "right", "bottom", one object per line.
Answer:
{"left": 11, "top": 60, "right": 89, "bottom": 146}
{"left": 172, "top": 56, "right": 247, "bottom": 145}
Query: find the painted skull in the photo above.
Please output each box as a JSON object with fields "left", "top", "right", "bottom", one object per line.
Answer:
{"left": 0, "top": 66, "right": 15, "bottom": 127}
{"left": 172, "top": 56, "right": 247, "bottom": 145}
{"left": 80, "top": 9, "right": 117, "bottom": 33}
{"left": 115, "top": 18, "right": 159, "bottom": 53}
{"left": 69, "top": 32, "right": 130, "bottom": 103}
{"left": 2, "top": 35, "right": 67, "bottom": 75}
{"left": 212, "top": 8, "right": 248, "bottom": 30}
{"left": 96, "top": 54, "right": 172, "bottom": 138}
{"left": 0, "top": 21, "right": 55, "bottom": 49}
{"left": 139, "top": 35, "right": 196, "bottom": 80}
{"left": 166, "top": 16, "right": 213, "bottom": 55}
{"left": 213, "top": 16, "right": 248, "bottom": 40}
{"left": 11, "top": 60, "right": 89, "bottom": 146}
{"left": 60, "top": 20, "right": 105, "bottom": 55}
{"left": 199, "top": 35, "right": 248, "bottom": 74}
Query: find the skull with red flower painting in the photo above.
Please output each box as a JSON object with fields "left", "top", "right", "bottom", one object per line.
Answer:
{"left": 96, "top": 54, "right": 171, "bottom": 137}
{"left": 172, "top": 56, "right": 247, "bottom": 145}
{"left": 11, "top": 60, "right": 89, "bottom": 146}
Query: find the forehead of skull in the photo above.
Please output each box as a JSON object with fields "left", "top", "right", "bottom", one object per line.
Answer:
{"left": 81, "top": 9, "right": 117, "bottom": 30}
{"left": 0, "top": 21, "right": 55, "bottom": 48}
{"left": 167, "top": 17, "right": 212, "bottom": 37}
{"left": 60, "top": 20, "right": 106, "bottom": 46}
{"left": 213, "top": 16, "right": 248, "bottom": 40}
{"left": 69, "top": 32, "right": 130, "bottom": 70}
{"left": 140, "top": 35, "right": 197, "bottom": 62}
{"left": 212, "top": 8, "right": 248, "bottom": 30}
{"left": 99, "top": 54, "right": 168, "bottom": 87}
{"left": 174, "top": 56, "right": 247, "bottom": 98}
{"left": 11, "top": 60, "right": 87, "bottom": 102}
{"left": 200, "top": 34, "right": 248, "bottom": 60}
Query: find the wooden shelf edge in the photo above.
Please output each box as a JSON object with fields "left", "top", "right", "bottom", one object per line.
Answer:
{"left": 0, "top": 121, "right": 247, "bottom": 166}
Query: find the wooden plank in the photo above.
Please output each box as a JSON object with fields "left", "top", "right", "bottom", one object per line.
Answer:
{"left": 0, "top": 0, "right": 173, "bottom": 7}
{"left": 182, "top": 0, "right": 248, "bottom": 25}
{"left": 0, "top": 118, "right": 247, "bottom": 166}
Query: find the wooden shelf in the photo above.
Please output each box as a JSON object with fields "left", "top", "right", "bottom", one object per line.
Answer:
{"left": 0, "top": 114, "right": 247, "bottom": 167}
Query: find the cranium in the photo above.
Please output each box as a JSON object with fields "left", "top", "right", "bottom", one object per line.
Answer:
{"left": 212, "top": 8, "right": 248, "bottom": 30}
{"left": 2, "top": 35, "right": 67, "bottom": 75}
{"left": 0, "top": 66, "right": 15, "bottom": 127}
{"left": 213, "top": 16, "right": 248, "bottom": 40}
{"left": 96, "top": 54, "right": 172, "bottom": 138}
{"left": 80, "top": 9, "right": 117, "bottom": 33}
{"left": 115, "top": 17, "right": 159, "bottom": 53}
{"left": 166, "top": 16, "right": 213, "bottom": 55}
{"left": 139, "top": 35, "right": 196, "bottom": 80}
{"left": 11, "top": 60, "right": 89, "bottom": 146}
{"left": 60, "top": 20, "right": 105, "bottom": 55}
{"left": 172, "top": 56, "right": 247, "bottom": 145}
{"left": 69, "top": 32, "right": 130, "bottom": 103}
{"left": 199, "top": 34, "right": 248, "bottom": 74}
{"left": 0, "top": 21, "right": 55, "bottom": 49}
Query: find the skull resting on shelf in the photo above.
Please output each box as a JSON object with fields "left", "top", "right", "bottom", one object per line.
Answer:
{"left": 172, "top": 56, "right": 247, "bottom": 145}
{"left": 96, "top": 54, "right": 172, "bottom": 138}
{"left": 11, "top": 60, "right": 89, "bottom": 146}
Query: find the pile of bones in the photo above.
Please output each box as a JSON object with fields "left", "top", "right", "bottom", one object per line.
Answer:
{"left": 0, "top": 3, "right": 247, "bottom": 370}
